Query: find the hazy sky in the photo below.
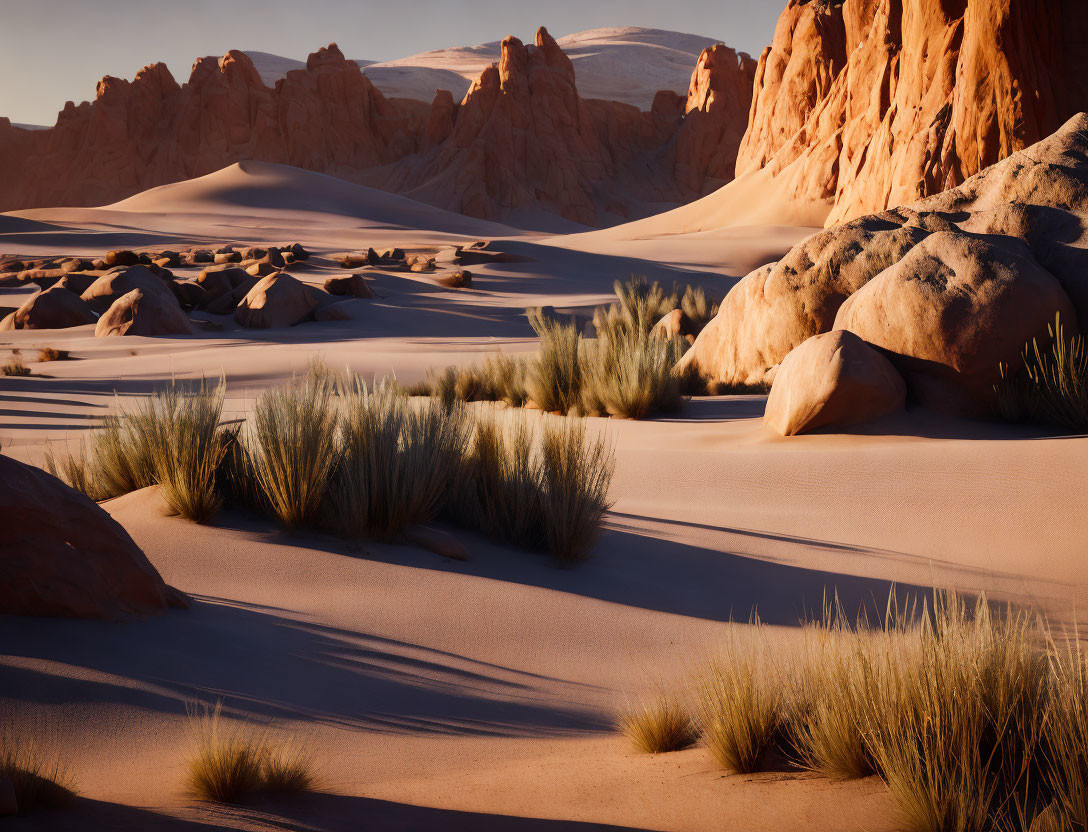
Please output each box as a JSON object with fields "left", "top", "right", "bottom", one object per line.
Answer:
{"left": 1, "top": 0, "right": 780, "bottom": 126}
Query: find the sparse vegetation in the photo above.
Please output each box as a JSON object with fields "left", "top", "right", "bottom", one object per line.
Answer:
{"left": 45, "top": 364, "right": 615, "bottom": 562}
{"left": 185, "top": 703, "right": 316, "bottom": 804}
{"left": 619, "top": 691, "right": 698, "bottom": 754}
{"left": 409, "top": 277, "right": 720, "bottom": 419}
{"left": 0, "top": 728, "right": 77, "bottom": 812}
{"left": 995, "top": 313, "right": 1088, "bottom": 431}
{"left": 654, "top": 593, "right": 1088, "bottom": 832}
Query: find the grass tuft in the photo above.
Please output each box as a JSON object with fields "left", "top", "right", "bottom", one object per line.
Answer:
{"left": 0, "top": 729, "right": 77, "bottom": 812}
{"left": 538, "top": 418, "right": 613, "bottom": 562}
{"left": 246, "top": 375, "right": 340, "bottom": 529}
{"left": 694, "top": 624, "right": 783, "bottom": 774}
{"left": 526, "top": 308, "right": 583, "bottom": 413}
{"left": 618, "top": 691, "right": 698, "bottom": 754}
{"left": 3, "top": 350, "right": 30, "bottom": 377}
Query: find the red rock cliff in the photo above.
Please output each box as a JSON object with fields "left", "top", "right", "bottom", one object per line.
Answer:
{"left": 735, "top": 0, "right": 1088, "bottom": 226}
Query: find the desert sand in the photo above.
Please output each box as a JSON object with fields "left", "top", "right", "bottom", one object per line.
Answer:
{"left": 2, "top": 155, "right": 1086, "bottom": 831}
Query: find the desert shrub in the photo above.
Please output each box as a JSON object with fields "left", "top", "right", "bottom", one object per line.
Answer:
{"left": 261, "top": 740, "right": 316, "bottom": 795}
{"left": 613, "top": 275, "right": 678, "bottom": 331}
{"left": 538, "top": 418, "right": 614, "bottom": 562}
{"left": 246, "top": 374, "right": 339, "bottom": 529}
{"left": 618, "top": 691, "right": 698, "bottom": 754}
{"left": 2, "top": 350, "right": 30, "bottom": 377}
{"left": 858, "top": 596, "right": 1050, "bottom": 832}
{"left": 144, "top": 382, "right": 230, "bottom": 523}
{"left": 680, "top": 284, "right": 720, "bottom": 333}
{"left": 526, "top": 308, "right": 584, "bottom": 413}
{"left": 580, "top": 331, "right": 686, "bottom": 419}
{"left": 186, "top": 704, "right": 266, "bottom": 803}
{"left": 325, "top": 381, "right": 467, "bottom": 539}
{"left": 0, "top": 729, "right": 77, "bottom": 812}
{"left": 995, "top": 314, "right": 1088, "bottom": 431}
{"left": 453, "top": 412, "right": 545, "bottom": 549}
{"left": 694, "top": 624, "right": 784, "bottom": 773}
{"left": 1044, "top": 638, "right": 1088, "bottom": 832}
{"left": 482, "top": 354, "right": 529, "bottom": 407}
{"left": 37, "top": 347, "right": 70, "bottom": 362}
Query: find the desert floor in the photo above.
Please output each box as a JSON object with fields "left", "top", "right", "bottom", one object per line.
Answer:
{"left": 2, "top": 165, "right": 1086, "bottom": 831}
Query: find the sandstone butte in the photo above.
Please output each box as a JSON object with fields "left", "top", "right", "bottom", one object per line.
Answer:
{"left": 0, "top": 29, "right": 756, "bottom": 226}
{"left": 736, "top": 0, "right": 1088, "bottom": 227}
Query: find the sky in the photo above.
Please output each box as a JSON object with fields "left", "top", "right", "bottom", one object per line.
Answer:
{"left": 0, "top": 0, "right": 781, "bottom": 126}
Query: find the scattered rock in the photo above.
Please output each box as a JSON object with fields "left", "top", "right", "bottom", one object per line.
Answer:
{"left": 105, "top": 249, "right": 140, "bottom": 267}
{"left": 81, "top": 265, "right": 178, "bottom": 314}
{"left": 169, "top": 279, "right": 209, "bottom": 310}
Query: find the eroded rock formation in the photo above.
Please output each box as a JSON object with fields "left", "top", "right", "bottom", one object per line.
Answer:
{"left": 736, "top": 0, "right": 1088, "bottom": 226}
{"left": 0, "top": 31, "right": 755, "bottom": 226}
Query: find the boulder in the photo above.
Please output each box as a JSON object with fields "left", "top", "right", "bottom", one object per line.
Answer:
{"left": 95, "top": 288, "right": 193, "bottom": 337}
{"left": 435, "top": 270, "right": 472, "bottom": 289}
{"left": 191, "top": 249, "right": 214, "bottom": 263}
{"left": 214, "top": 251, "right": 242, "bottom": 264}
{"left": 834, "top": 233, "right": 1076, "bottom": 413}
{"left": 234, "top": 273, "right": 318, "bottom": 328}
{"left": 81, "top": 265, "right": 178, "bottom": 314}
{"left": 764, "top": 331, "right": 907, "bottom": 436}
{"left": 0, "top": 454, "right": 189, "bottom": 618}
{"left": 246, "top": 261, "right": 280, "bottom": 278}
{"left": 324, "top": 274, "right": 373, "bottom": 298}
{"left": 287, "top": 242, "right": 309, "bottom": 260}
{"left": 169, "top": 279, "right": 209, "bottom": 310}
{"left": 206, "top": 275, "right": 260, "bottom": 315}
{"left": 55, "top": 272, "right": 99, "bottom": 296}
{"left": 105, "top": 249, "right": 140, "bottom": 267}
{"left": 11, "top": 286, "right": 96, "bottom": 330}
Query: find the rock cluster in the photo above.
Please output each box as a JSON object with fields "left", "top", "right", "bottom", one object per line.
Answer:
{"left": 679, "top": 113, "right": 1088, "bottom": 432}
{"left": 736, "top": 0, "right": 1088, "bottom": 226}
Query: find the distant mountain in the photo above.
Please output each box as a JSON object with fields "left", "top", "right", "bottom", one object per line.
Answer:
{"left": 246, "top": 27, "right": 720, "bottom": 109}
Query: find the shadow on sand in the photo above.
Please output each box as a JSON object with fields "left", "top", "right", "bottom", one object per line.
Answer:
{"left": 21, "top": 793, "right": 653, "bottom": 832}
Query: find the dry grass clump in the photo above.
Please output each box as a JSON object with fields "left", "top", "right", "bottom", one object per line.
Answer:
{"left": 538, "top": 418, "right": 613, "bottom": 562}
{"left": 245, "top": 374, "right": 339, "bottom": 529}
{"left": 619, "top": 691, "right": 698, "bottom": 754}
{"left": 526, "top": 308, "right": 583, "bottom": 413}
{"left": 185, "top": 704, "right": 316, "bottom": 804}
{"left": 37, "top": 347, "right": 70, "bottom": 362}
{"left": 407, "top": 277, "right": 717, "bottom": 419}
{"left": 678, "top": 593, "right": 1086, "bottom": 832}
{"left": 40, "top": 365, "right": 614, "bottom": 562}
{"left": 2, "top": 349, "right": 30, "bottom": 377}
{"left": 46, "top": 381, "right": 233, "bottom": 522}
{"left": 326, "top": 380, "right": 468, "bottom": 539}
{"left": 694, "top": 624, "right": 785, "bottom": 773}
{"left": 0, "top": 730, "right": 77, "bottom": 812}
{"left": 451, "top": 410, "right": 614, "bottom": 561}
{"left": 995, "top": 313, "right": 1088, "bottom": 431}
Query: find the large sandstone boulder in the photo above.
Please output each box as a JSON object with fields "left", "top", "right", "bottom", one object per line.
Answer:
{"left": 234, "top": 273, "right": 317, "bottom": 328}
{"left": 735, "top": 0, "right": 1088, "bottom": 226}
{"left": 80, "top": 265, "right": 177, "bottom": 313}
{"left": 680, "top": 114, "right": 1088, "bottom": 415}
{"left": 10, "top": 286, "right": 96, "bottom": 330}
{"left": 324, "top": 274, "right": 373, "bottom": 298}
{"left": 834, "top": 233, "right": 1076, "bottom": 413}
{"left": 95, "top": 288, "right": 193, "bottom": 337}
{"left": 765, "top": 331, "right": 906, "bottom": 436}
{"left": 0, "top": 454, "right": 188, "bottom": 618}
